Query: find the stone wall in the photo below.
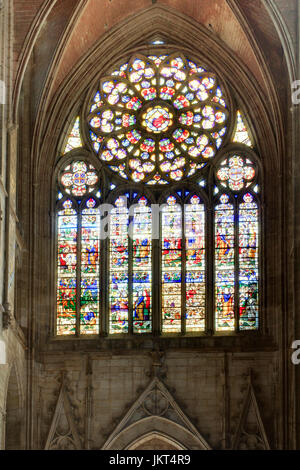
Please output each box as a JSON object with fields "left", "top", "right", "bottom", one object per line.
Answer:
{"left": 0, "top": 0, "right": 26, "bottom": 450}
{"left": 36, "top": 351, "right": 277, "bottom": 450}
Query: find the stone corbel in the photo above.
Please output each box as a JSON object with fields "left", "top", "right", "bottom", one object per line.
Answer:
{"left": 147, "top": 345, "right": 167, "bottom": 379}
{"left": 2, "top": 302, "right": 14, "bottom": 330}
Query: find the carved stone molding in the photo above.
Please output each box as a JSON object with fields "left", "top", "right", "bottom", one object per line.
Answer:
{"left": 2, "top": 302, "right": 14, "bottom": 330}
{"left": 147, "top": 346, "right": 167, "bottom": 379}
{"left": 44, "top": 376, "right": 82, "bottom": 450}
{"left": 232, "top": 372, "right": 270, "bottom": 450}
{"left": 102, "top": 376, "right": 211, "bottom": 450}
{"left": 0, "top": 406, "right": 6, "bottom": 421}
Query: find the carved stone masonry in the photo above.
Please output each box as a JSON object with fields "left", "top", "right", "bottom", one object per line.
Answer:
{"left": 102, "top": 376, "right": 211, "bottom": 450}
{"left": 2, "top": 302, "right": 14, "bottom": 330}
{"left": 232, "top": 370, "right": 270, "bottom": 450}
{"left": 44, "top": 374, "right": 82, "bottom": 450}
{"left": 148, "top": 345, "right": 167, "bottom": 379}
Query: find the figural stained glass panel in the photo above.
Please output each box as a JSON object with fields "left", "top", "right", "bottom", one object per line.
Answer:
{"left": 215, "top": 195, "right": 235, "bottom": 331}
{"left": 185, "top": 195, "right": 206, "bottom": 332}
{"left": 239, "top": 193, "right": 259, "bottom": 330}
{"left": 161, "top": 196, "right": 182, "bottom": 333}
{"left": 109, "top": 196, "right": 129, "bottom": 334}
{"left": 80, "top": 198, "right": 100, "bottom": 334}
{"left": 57, "top": 200, "right": 78, "bottom": 335}
{"left": 132, "top": 197, "right": 152, "bottom": 333}
{"left": 56, "top": 161, "right": 100, "bottom": 336}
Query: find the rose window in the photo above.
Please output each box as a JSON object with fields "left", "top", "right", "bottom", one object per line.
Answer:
{"left": 87, "top": 53, "right": 229, "bottom": 184}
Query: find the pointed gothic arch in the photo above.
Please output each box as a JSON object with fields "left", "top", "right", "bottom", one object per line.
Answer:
{"left": 102, "top": 377, "right": 211, "bottom": 450}
{"left": 14, "top": 1, "right": 288, "bottom": 351}
{"left": 35, "top": 3, "right": 280, "bottom": 179}
{"left": 126, "top": 432, "right": 185, "bottom": 450}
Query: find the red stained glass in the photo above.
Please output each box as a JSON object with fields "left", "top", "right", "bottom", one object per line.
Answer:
{"left": 88, "top": 53, "right": 228, "bottom": 184}
{"left": 60, "top": 161, "right": 98, "bottom": 197}
{"left": 56, "top": 200, "right": 77, "bottom": 335}
{"left": 215, "top": 195, "right": 235, "bottom": 331}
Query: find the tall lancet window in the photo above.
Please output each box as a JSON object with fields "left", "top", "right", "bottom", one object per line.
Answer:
{"left": 56, "top": 161, "right": 100, "bottom": 335}
{"left": 109, "top": 193, "right": 153, "bottom": 334}
{"left": 132, "top": 196, "right": 152, "bottom": 333}
{"left": 55, "top": 50, "right": 261, "bottom": 336}
{"left": 161, "top": 195, "right": 182, "bottom": 333}
{"left": 161, "top": 193, "right": 206, "bottom": 333}
{"left": 109, "top": 195, "right": 129, "bottom": 333}
{"left": 215, "top": 155, "right": 259, "bottom": 331}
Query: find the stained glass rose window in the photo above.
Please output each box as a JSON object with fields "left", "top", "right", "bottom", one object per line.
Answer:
{"left": 87, "top": 53, "right": 228, "bottom": 184}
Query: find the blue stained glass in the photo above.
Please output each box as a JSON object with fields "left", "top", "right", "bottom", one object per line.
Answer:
{"left": 133, "top": 197, "right": 152, "bottom": 333}
{"left": 109, "top": 196, "right": 129, "bottom": 334}
{"left": 215, "top": 195, "right": 235, "bottom": 331}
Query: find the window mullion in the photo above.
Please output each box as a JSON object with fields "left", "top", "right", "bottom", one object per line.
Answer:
{"left": 157, "top": 209, "right": 163, "bottom": 335}
{"left": 100, "top": 223, "right": 105, "bottom": 336}
{"left": 181, "top": 203, "right": 186, "bottom": 335}
{"left": 76, "top": 207, "right": 82, "bottom": 337}
{"left": 152, "top": 235, "right": 160, "bottom": 336}
{"left": 207, "top": 206, "right": 214, "bottom": 334}
{"left": 128, "top": 212, "right": 133, "bottom": 335}
{"left": 234, "top": 199, "right": 240, "bottom": 333}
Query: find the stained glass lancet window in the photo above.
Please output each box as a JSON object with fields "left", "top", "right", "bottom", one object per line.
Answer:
{"left": 57, "top": 199, "right": 78, "bottom": 335}
{"left": 239, "top": 193, "right": 259, "bottom": 330}
{"left": 109, "top": 194, "right": 152, "bottom": 334}
{"left": 56, "top": 161, "right": 100, "bottom": 335}
{"left": 109, "top": 196, "right": 129, "bottom": 334}
{"left": 214, "top": 152, "right": 259, "bottom": 331}
{"left": 56, "top": 50, "right": 261, "bottom": 336}
{"left": 161, "top": 196, "right": 182, "bottom": 333}
{"left": 185, "top": 195, "right": 206, "bottom": 332}
{"left": 215, "top": 194, "right": 235, "bottom": 331}
{"left": 161, "top": 193, "right": 206, "bottom": 333}
{"left": 132, "top": 197, "right": 152, "bottom": 333}
{"left": 80, "top": 198, "right": 100, "bottom": 334}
